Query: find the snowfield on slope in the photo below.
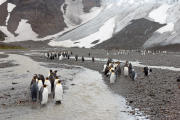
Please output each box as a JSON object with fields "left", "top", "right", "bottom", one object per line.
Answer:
{"left": 0, "top": 0, "right": 7, "bottom": 5}
{"left": 6, "top": 3, "right": 16, "bottom": 25}
{"left": 0, "top": 19, "right": 38, "bottom": 42}
{"left": 49, "top": 17, "right": 116, "bottom": 48}
{"left": 144, "top": 2, "right": 180, "bottom": 47}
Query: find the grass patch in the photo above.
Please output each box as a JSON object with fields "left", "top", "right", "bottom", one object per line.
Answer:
{"left": 0, "top": 44, "right": 25, "bottom": 50}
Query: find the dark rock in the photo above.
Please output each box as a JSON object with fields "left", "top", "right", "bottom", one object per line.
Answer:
{"left": 82, "top": 0, "right": 101, "bottom": 13}
{"left": 129, "top": 100, "right": 134, "bottom": 104}
{"left": 10, "top": 87, "right": 15, "bottom": 90}
{"left": 71, "top": 83, "right": 76, "bottom": 86}
{"left": 12, "top": 82, "right": 18, "bottom": 85}
{"left": 177, "top": 76, "right": 180, "bottom": 82}
{"left": 91, "top": 40, "right": 99, "bottom": 44}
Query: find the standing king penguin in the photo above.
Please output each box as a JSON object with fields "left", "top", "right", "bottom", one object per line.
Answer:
{"left": 40, "top": 85, "right": 48, "bottom": 105}
{"left": 54, "top": 80, "right": 63, "bottom": 104}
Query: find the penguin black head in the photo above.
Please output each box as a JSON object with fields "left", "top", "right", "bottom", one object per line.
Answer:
{"left": 54, "top": 70, "right": 57, "bottom": 73}
{"left": 46, "top": 77, "right": 49, "bottom": 80}
{"left": 56, "top": 76, "right": 59, "bottom": 79}
{"left": 44, "top": 84, "right": 47, "bottom": 87}
{"left": 50, "top": 70, "right": 52, "bottom": 73}
{"left": 58, "top": 80, "right": 61, "bottom": 84}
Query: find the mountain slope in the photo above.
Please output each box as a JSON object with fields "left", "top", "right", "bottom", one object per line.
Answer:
{"left": 95, "top": 18, "right": 165, "bottom": 49}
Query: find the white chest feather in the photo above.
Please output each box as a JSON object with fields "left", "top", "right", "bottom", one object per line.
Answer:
{"left": 124, "top": 67, "right": 129, "bottom": 76}
{"left": 110, "top": 72, "right": 116, "bottom": 83}
{"left": 38, "top": 80, "right": 43, "bottom": 91}
{"left": 44, "top": 80, "right": 51, "bottom": 94}
{"left": 41, "top": 88, "right": 48, "bottom": 105}
{"left": 55, "top": 84, "right": 63, "bottom": 101}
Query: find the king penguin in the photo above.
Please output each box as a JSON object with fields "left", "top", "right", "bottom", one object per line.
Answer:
{"left": 59, "top": 54, "right": 64, "bottom": 61}
{"left": 54, "top": 76, "right": 60, "bottom": 88}
{"left": 54, "top": 80, "right": 63, "bottom": 104}
{"left": 103, "top": 64, "right": 107, "bottom": 72}
{"left": 38, "top": 79, "right": 43, "bottom": 91}
{"left": 130, "top": 69, "right": 137, "bottom": 81}
{"left": 40, "top": 84, "right": 48, "bottom": 105}
{"left": 44, "top": 77, "right": 51, "bottom": 94}
{"left": 124, "top": 66, "right": 129, "bottom": 77}
{"left": 30, "top": 79, "right": 38, "bottom": 102}
{"left": 110, "top": 70, "right": 116, "bottom": 84}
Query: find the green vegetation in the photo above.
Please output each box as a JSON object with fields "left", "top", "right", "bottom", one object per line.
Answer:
{"left": 0, "top": 44, "right": 25, "bottom": 50}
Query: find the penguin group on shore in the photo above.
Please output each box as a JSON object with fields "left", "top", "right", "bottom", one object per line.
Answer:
{"left": 30, "top": 70, "right": 63, "bottom": 105}
{"left": 102, "top": 58, "right": 139, "bottom": 83}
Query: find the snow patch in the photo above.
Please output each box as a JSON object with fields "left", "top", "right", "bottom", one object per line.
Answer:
{"left": 157, "top": 22, "right": 174, "bottom": 33}
{"left": 148, "top": 4, "right": 172, "bottom": 24}
{"left": 0, "top": 0, "right": 7, "bottom": 5}
{"left": 106, "top": 4, "right": 113, "bottom": 9}
{"left": 14, "top": 19, "right": 38, "bottom": 41}
{"left": 1, "top": 19, "right": 38, "bottom": 42}
{"left": 80, "top": 7, "right": 103, "bottom": 24}
{"left": 6, "top": 3, "right": 16, "bottom": 25}
{"left": 7, "top": 3, "right": 16, "bottom": 12}
{"left": 49, "top": 17, "right": 116, "bottom": 48}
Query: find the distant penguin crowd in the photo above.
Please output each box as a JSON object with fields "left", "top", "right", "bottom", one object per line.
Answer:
{"left": 30, "top": 70, "right": 63, "bottom": 105}
{"left": 44, "top": 51, "right": 95, "bottom": 62}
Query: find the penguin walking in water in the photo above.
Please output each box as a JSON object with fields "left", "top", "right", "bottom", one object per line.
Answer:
{"left": 54, "top": 80, "right": 63, "bottom": 104}
{"left": 110, "top": 70, "right": 116, "bottom": 84}
{"left": 39, "top": 84, "right": 48, "bottom": 105}
{"left": 129, "top": 69, "right": 137, "bottom": 81}
{"left": 30, "top": 79, "right": 38, "bottom": 102}
{"left": 44, "top": 77, "right": 51, "bottom": 95}
{"left": 124, "top": 66, "right": 129, "bottom": 77}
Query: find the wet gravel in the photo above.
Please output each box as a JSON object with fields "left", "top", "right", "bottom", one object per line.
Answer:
{"left": 1, "top": 49, "right": 180, "bottom": 120}
{"left": 29, "top": 48, "right": 180, "bottom": 120}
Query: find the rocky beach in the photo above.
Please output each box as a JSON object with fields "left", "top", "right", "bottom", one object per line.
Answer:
{"left": 0, "top": 46, "right": 180, "bottom": 120}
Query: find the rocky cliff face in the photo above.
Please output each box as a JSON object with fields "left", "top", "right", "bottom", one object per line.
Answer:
{"left": 0, "top": 31, "right": 6, "bottom": 41}
{"left": 0, "top": 0, "right": 101, "bottom": 39}
{"left": 82, "top": 0, "right": 100, "bottom": 12}
{"left": 1, "top": 0, "right": 66, "bottom": 37}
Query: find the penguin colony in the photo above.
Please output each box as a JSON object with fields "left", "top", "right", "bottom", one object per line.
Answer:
{"left": 44, "top": 50, "right": 153, "bottom": 84}
{"left": 30, "top": 70, "right": 63, "bottom": 105}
